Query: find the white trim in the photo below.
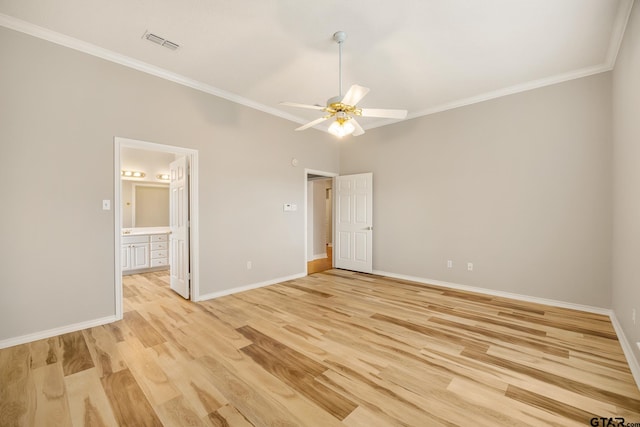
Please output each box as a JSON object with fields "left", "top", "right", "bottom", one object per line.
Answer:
{"left": 373, "top": 269, "right": 640, "bottom": 390}
{"left": 305, "top": 169, "right": 339, "bottom": 177}
{"left": 0, "top": 316, "right": 117, "bottom": 350}
{"left": 606, "top": 0, "right": 636, "bottom": 67}
{"left": 114, "top": 140, "right": 123, "bottom": 318}
{"left": 0, "top": 13, "right": 309, "bottom": 127}
{"left": 114, "top": 137, "right": 200, "bottom": 319}
{"left": 366, "top": 64, "right": 612, "bottom": 131}
{"left": 304, "top": 169, "right": 338, "bottom": 275}
{"left": 197, "top": 273, "right": 306, "bottom": 302}
{"left": 610, "top": 312, "right": 640, "bottom": 390}
{"left": 1, "top": 1, "right": 634, "bottom": 135}
{"left": 372, "top": 270, "right": 611, "bottom": 315}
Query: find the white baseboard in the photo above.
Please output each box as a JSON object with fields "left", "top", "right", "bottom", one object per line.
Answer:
{"left": 373, "top": 269, "right": 640, "bottom": 390}
{"left": 373, "top": 270, "right": 611, "bottom": 315}
{"left": 609, "top": 312, "right": 640, "bottom": 390}
{"left": 197, "top": 272, "right": 307, "bottom": 301}
{"left": 0, "top": 315, "right": 118, "bottom": 350}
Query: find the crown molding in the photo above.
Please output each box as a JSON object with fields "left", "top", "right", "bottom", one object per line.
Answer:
{"left": 0, "top": 13, "right": 308, "bottom": 126}
{"left": 607, "top": 0, "right": 636, "bottom": 67}
{"left": 352, "top": 0, "right": 637, "bottom": 132}
{"left": 1, "top": 1, "right": 635, "bottom": 134}
{"left": 365, "top": 63, "right": 612, "bottom": 131}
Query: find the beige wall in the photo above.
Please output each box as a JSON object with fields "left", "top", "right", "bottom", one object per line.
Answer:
{"left": 1, "top": 12, "right": 636, "bottom": 355}
{"left": 0, "top": 26, "right": 339, "bottom": 342}
{"left": 612, "top": 3, "right": 640, "bottom": 365}
{"left": 312, "top": 179, "right": 332, "bottom": 257}
{"left": 341, "top": 73, "right": 612, "bottom": 307}
{"left": 134, "top": 185, "right": 169, "bottom": 227}
{"left": 121, "top": 181, "right": 169, "bottom": 228}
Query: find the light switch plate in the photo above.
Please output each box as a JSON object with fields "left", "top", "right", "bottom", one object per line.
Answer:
{"left": 102, "top": 200, "right": 111, "bottom": 210}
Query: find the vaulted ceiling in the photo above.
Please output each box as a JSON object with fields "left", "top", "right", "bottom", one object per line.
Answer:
{"left": 0, "top": 0, "right": 634, "bottom": 133}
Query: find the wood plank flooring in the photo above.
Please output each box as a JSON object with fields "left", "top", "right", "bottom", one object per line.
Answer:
{"left": 1, "top": 270, "right": 639, "bottom": 426}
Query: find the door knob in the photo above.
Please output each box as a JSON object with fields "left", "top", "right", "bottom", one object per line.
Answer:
{"left": 364, "top": 226, "right": 373, "bottom": 231}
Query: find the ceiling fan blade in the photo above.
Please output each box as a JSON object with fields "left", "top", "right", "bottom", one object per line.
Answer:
{"left": 351, "top": 118, "right": 365, "bottom": 136}
{"left": 341, "top": 84, "right": 370, "bottom": 106}
{"left": 280, "top": 101, "right": 325, "bottom": 111}
{"left": 295, "top": 116, "right": 329, "bottom": 131}
{"left": 360, "top": 108, "right": 408, "bottom": 119}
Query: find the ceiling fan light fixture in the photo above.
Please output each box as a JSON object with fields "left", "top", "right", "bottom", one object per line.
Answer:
{"left": 328, "top": 118, "right": 355, "bottom": 138}
{"left": 281, "top": 30, "right": 406, "bottom": 138}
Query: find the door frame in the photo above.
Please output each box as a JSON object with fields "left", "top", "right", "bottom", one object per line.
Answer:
{"left": 304, "top": 169, "right": 338, "bottom": 274}
{"left": 114, "top": 137, "right": 200, "bottom": 319}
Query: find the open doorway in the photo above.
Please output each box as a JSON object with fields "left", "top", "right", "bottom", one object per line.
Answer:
{"left": 305, "top": 169, "right": 337, "bottom": 275}
{"left": 114, "top": 137, "right": 199, "bottom": 320}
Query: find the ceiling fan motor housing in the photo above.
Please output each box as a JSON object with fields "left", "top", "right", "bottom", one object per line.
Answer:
{"left": 281, "top": 30, "right": 407, "bottom": 136}
{"left": 333, "top": 31, "right": 347, "bottom": 44}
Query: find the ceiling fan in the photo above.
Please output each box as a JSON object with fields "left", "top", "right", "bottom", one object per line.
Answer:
{"left": 281, "top": 31, "right": 408, "bottom": 138}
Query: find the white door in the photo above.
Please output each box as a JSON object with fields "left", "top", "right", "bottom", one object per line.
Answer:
{"left": 169, "top": 157, "right": 190, "bottom": 299}
{"left": 334, "top": 173, "right": 373, "bottom": 273}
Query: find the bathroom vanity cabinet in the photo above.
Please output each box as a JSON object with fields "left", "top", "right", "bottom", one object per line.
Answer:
{"left": 122, "top": 230, "right": 169, "bottom": 274}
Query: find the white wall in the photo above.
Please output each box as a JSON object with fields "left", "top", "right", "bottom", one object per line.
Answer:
{"left": 612, "top": 3, "right": 640, "bottom": 368}
{"left": 0, "top": 26, "right": 339, "bottom": 343}
{"left": 341, "top": 73, "right": 612, "bottom": 307}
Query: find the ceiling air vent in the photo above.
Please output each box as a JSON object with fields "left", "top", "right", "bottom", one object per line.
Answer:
{"left": 143, "top": 31, "right": 180, "bottom": 51}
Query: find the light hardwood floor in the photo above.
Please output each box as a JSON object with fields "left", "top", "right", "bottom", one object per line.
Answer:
{"left": 1, "top": 270, "right": 639, "bottom": 426}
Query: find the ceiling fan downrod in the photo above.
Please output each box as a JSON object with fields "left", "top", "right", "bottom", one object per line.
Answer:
{"left": 333, "top": 31, "right": 347, "bottom": 98}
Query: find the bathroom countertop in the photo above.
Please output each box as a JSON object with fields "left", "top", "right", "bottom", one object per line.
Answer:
{"left": 122, "top": 227, "right": 170, "bottom": 236}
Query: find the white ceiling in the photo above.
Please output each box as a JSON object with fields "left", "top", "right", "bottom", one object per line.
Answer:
{"left": 0, "top": 0, "right": 634, "bottom": 133}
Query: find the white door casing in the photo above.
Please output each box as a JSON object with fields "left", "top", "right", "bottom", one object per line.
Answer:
{"left": 170, "top": 157, "right": 190, "bottom": 299}
{"left": 115, "top": 136, "right": 199, "bottom": 320}
{"left": 334, "top": 173, "right": 373, "bottom": 273}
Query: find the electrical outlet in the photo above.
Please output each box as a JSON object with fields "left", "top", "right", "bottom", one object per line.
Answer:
{"left": 246, "top": 261, "right": 252, "bottom": 270}
{"left": 467, "top": 262, "right": 473, "bottom": 271}
{"left": 447, "top": 260, "right": 453, "bottom": 269}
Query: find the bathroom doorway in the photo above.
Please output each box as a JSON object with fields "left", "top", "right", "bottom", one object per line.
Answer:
{"left": 114, "top": 137, "right": 199, "bottom": 320}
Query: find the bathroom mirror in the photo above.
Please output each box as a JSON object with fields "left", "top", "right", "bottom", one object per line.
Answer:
{"left": 133, "top": 184, "right": 169, "bottom": 227}
{"left": 121, "top": 181, "right": 169, "bottom": 228}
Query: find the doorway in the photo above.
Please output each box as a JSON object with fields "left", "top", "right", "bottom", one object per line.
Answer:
{"left": 114, "top": 137, "right": 199, "bottom": 320}
{"left": 305, "top": 169, "right": 337, "bottom": 275}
